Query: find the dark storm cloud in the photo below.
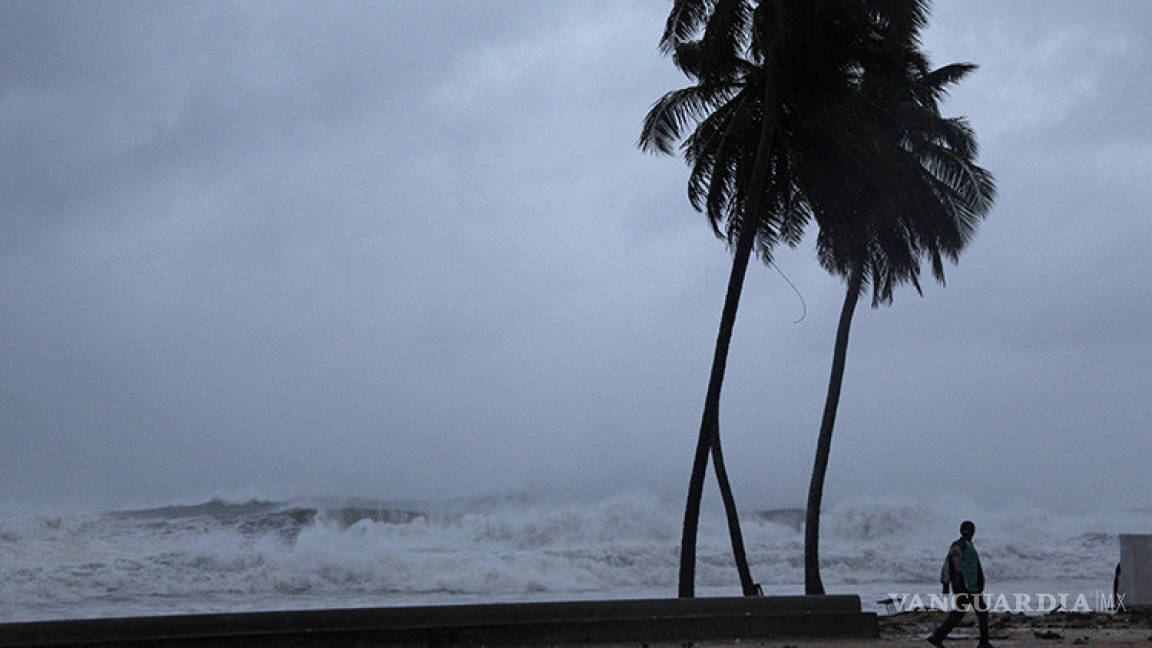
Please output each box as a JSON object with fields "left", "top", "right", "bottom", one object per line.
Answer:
{"left": 1, "top": 1, "right": 694, "bottom": 506}
{"left": 1, "top": 1, "right": 1149, "bottom": 510}
{"left": 1, "top": 1, "right": 547, "bottom": 248}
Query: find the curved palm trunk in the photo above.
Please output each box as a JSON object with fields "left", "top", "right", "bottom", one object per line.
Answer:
{"left": 678, "top": 218, "right": 759, "bottom": 599}
{"left": 679, "top": 82, "right": 777, "bottom": 599}
{"left": 804, "top": 265, "right": 863, "bottom": 595}
{"left": 710, "top": 420, "right": 756, "bottom": 595}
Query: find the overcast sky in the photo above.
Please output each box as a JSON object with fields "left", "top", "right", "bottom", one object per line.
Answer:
{"left": 2, "top": 1, "right": 1149, "bottom": 511}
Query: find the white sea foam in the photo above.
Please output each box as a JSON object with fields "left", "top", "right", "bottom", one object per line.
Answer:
{"left": 0, "top": 492, "right": 1147, "bottom": 621}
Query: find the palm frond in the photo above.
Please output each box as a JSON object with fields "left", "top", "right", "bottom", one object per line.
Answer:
{"left": 639, "top": 82, "right": 740, "bottom": 155}
{"left": 673, "top": 40, "right": 704, "bottom": 78}
{"left": 919, "top": 63, "right": 977, "bottom": 99}
{"left": 698, "top": 0, "right": 752, "bottom": 81}
{"left": 660, "top": 0, "right": 716, "bottom": 54}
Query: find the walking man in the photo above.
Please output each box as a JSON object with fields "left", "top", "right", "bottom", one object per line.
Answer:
{"left": 928, "top": 520, "right": 991, "bottom": 648}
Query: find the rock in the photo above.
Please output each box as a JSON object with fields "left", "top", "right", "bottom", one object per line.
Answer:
{"left": 1034, "top": 630, "right": 1064, "bottom": 640}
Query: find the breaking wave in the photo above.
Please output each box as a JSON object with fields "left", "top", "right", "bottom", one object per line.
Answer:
{"left": 1, "top": 492, "right": 1147, "bottom": 621}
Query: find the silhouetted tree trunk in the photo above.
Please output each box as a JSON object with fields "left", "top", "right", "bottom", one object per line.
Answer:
{"left": 804, "top": 264, "right": 863, "bottom": 595}
{"left": 678, "top": 217, "right": 759, "bottom": 599}
{"left": 679, "top": 79, "right": 777, "bottom": 599}
{"left": 710, "top": 429, "right": 756, "bottom": 595}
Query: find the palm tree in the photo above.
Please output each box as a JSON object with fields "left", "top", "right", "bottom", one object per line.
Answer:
{"left": 640, "top": 1, "right": 777, "bottom": 598}
{"left": 640, "top": 0, "right": 937, "bottom": 597}
{"left": 799, "top": 34, "right": 997, "bottom": 594}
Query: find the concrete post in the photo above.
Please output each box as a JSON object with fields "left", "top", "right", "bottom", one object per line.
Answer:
{"left": 1118, "top": 534, "right": 1152, "bottom": 608}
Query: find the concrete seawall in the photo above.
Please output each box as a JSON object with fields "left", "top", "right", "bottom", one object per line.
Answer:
{"left": 0, "top": 596, "right": 879, "bottom": 647}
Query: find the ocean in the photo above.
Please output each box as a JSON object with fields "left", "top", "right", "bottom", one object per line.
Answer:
{"left": 2, "top": 492, "right": 1147, "bottom": 622}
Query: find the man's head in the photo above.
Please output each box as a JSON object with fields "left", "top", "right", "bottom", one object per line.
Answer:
{"left": 960, "top": 520, "right": 976, "bottom": 539}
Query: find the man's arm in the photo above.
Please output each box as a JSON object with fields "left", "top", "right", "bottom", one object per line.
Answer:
{"left": 947, "top": 541, "right": 968, "bottom": 594}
